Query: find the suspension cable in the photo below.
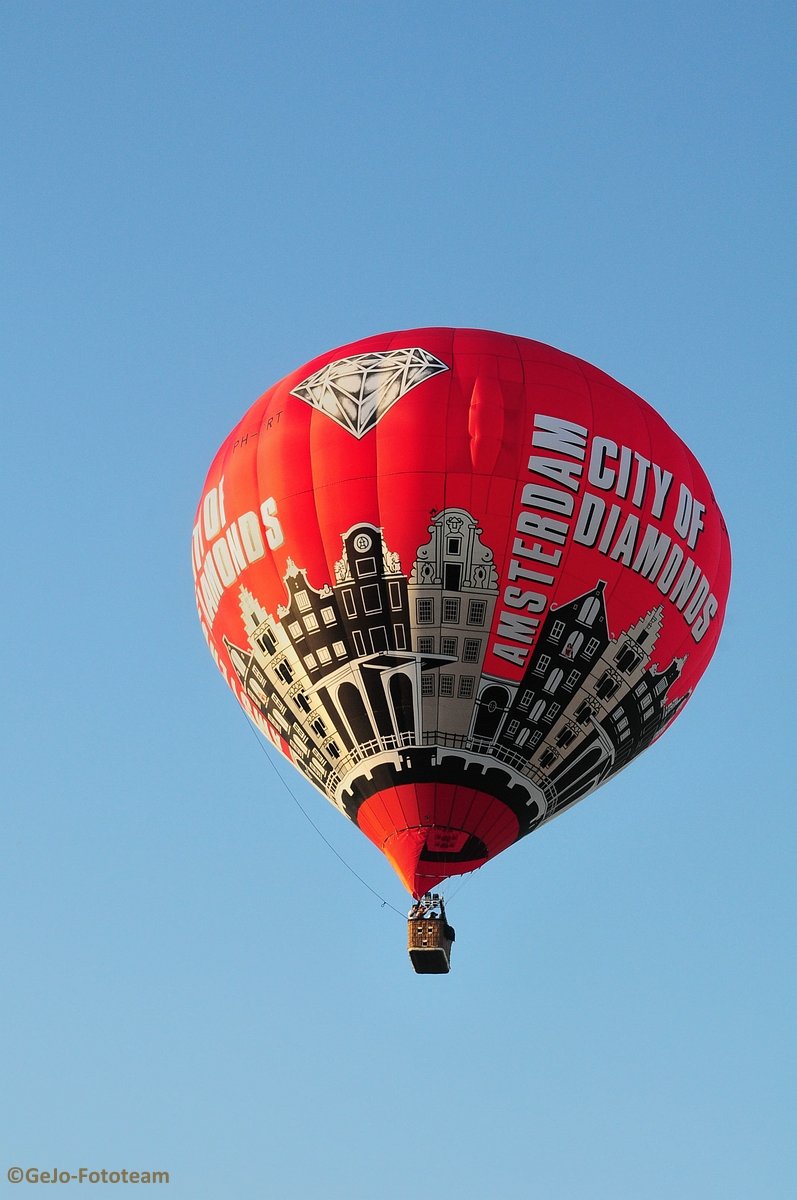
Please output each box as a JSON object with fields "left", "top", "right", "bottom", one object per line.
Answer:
{"left": 241, "top": 716, "right": 406, "bottom": 919}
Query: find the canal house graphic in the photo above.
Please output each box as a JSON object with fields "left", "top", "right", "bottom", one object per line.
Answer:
{"left": 224, "top": 509, "right": 687, "bottom": 842}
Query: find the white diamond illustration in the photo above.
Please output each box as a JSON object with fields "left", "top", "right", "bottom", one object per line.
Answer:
{"left": 290, "top": 347, "right": 449, "bottom": 437}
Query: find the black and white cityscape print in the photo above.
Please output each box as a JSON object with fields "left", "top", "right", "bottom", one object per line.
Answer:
{"left": 224, "top": 508, "right": 687, "bottom": 838}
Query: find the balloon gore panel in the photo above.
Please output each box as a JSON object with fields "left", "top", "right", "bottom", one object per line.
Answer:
{"left": 193, "top": 329, "right": 731, "bottom": 896}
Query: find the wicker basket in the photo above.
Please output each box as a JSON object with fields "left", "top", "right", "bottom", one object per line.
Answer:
{"left": 408, "top": 918, "right": 454, "bottom": 974}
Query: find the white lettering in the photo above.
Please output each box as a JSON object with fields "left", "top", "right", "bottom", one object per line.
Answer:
{"left": 573, "top": 493, "right": 605, "bottom": 547}
{"left": 261, "top": 496, "right": 285, "bottom": 549}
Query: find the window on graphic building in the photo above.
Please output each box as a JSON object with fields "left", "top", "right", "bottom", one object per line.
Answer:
{"left": 259, "top": 629, "right": 277, "bottom": 654}
{"left": 595, "top": 673, "right": 618, "bottom": 700}
{"left": 444, "top": 563, "right": 462, "bottom": 591}
{"left": 355, "top": 557, "right": 377, "bottom": 578}
{"left": 579, "top": 596, "right": 601, "bottom": 625}
{"left": 544, "top": 667, "right": 564, "bottom": 694}
{"left": 467, "top": 600, "right": 487, "bottom": 626}
{"left": 417, "top": 597, "right": 434, "bottom": 624}
{"left": 616, "top": 645, "right": 640, "bottom": 673}
{"left": 463, "top": 638, "right": 480, "bottom": 663}
{"left": 442, "top": 597, "right": 461, "bottom": 623}
{"left": 370, "top": 627, "right": 388, "bottom": 652}
{"left": 563, "top": 631, "right": 584, "bottom": 658}
{"left": 361, "top": 584, "right": 381, "bottom": 614}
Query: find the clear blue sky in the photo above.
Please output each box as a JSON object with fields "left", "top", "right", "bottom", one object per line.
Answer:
{"left": 1, "top": 3, "right": 794, "bottom": 1197}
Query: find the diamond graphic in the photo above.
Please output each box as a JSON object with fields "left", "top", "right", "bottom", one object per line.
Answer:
{"left": 290, "top": 347, "right": 449, "bottom": 438}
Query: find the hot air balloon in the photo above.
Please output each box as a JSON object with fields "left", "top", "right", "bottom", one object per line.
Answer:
{"left": 193, "top": 329, "right": 731, "bottom": 971}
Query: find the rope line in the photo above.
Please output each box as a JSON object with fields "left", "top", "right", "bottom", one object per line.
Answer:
{"left": 242, "top": 716, "right": 406, "bottom": 919}
{"left": 445, "top": 870, "right": 474, "bottom": 904}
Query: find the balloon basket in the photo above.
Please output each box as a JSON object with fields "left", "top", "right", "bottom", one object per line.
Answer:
{"left": 407, "top": 894, "right": 455, "bottom": 974}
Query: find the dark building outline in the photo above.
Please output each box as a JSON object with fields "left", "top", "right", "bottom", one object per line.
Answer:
{"left": 223, "top": 513, "right": 689, "bottom": 848}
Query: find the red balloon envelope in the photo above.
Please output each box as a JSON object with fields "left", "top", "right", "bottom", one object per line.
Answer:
{"left": 193, "top": 329, "right": 731, "bottom": 897}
